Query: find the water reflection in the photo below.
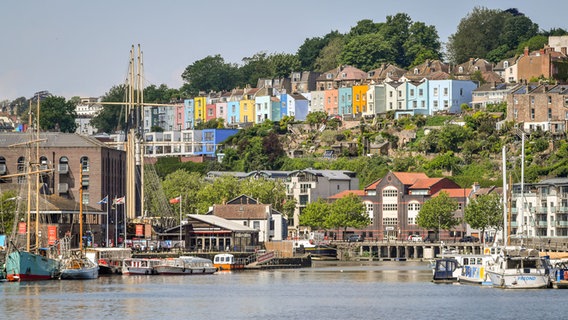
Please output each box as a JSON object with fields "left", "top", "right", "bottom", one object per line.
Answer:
{"left": 1, "top": 261, "right": 566, "bottom": 320}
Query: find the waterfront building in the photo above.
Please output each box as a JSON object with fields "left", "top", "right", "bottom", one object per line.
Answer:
{"left": 207, "top": 195, "right": 287, "bottom": 243}
{"left": 0, "top": 132, "right": 125, "bottom": 246}
{"left": 511, "top": 178, "right": 568, "bottom": 237}
{"left": 290, "top": 71, "right": 321, "bottom": 94}
{"left": 352, "top": 85, "right": 368, "bottom": 116}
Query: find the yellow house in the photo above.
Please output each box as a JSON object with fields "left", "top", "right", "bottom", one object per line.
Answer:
{"left": 239, "top": 88, "right": 259, "bottom": 123}
{"left": 352, "top": 85, "right": 368, "bottom": 114}
{"left": 194, "top": 96, "right": 207, "bottom": 124}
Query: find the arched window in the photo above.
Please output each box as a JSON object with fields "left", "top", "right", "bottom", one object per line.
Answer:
{"left": 504, "top": 61, "right": 509, "bottom": 68}
{"left": 80, "top": 156, "right": 89, "bottom": 172}
{"left": 413, "top": 68, "right": 419, "bottom": 75}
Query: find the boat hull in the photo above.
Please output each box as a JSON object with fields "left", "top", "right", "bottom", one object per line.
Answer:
{"left": 60, "top": 266, "right": 98, "bottom": 280}
{"left": 486, "top": 270, "right": 550, "bottom": 289}
{"left": 154, "top": 265, "right": 217, "bottom": 275}
{"left": 122, "top": 258, "right": 161, "bottom": 275}
{"left": 5, "top": 251, "right": 60, "bottom": 281}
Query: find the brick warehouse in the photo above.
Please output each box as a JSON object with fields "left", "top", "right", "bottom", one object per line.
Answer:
{"left": 0, "top": 132, "right": 126, "bottom": 247}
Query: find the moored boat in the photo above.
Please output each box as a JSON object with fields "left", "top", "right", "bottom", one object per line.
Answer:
{"left": 60, "top": 250, "right": 99, "bottom": 280}
{"left": 154, "top": 256, "right": 216, "bottom": 275}
{"left": 122, "top": 258, "right": 161, "bottom": 275}
{"left": 432, "top": 257, "right": 460, "bottom": 283}
{"left": 457, "top": 254, "right": 495, "bottom": 285}
{"left": 5, "top": 249, "right": 60, "bottom": 281}
{"left": 213, "top": 253, "right": 245, "bottom": 271}
{"left": 486, "top": 247, "right": 551, "bottom": 289}
{"left": 86, "top": 247, "right": 132, "bottom": 274}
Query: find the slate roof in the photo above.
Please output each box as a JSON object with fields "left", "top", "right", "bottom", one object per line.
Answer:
{"left": 0, "top": 132, "right": 110, "bottom": 149}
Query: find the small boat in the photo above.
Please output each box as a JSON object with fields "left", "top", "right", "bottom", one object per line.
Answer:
{"left": 60, "top": 250, "right": 99, "bottom": 280}
{"left": 432, "top": 257, "right": 460, "bottom": 283}
{"left": 486, "top": 247, "right": 551, "bottom": 289}
{"left": 122, "top": 258, "right": 161, "bottom": 275}
{"left": 86, "top": 247, "right": 132, "bottom": 274}
{"left": 154, "top": 256, "right": 217, "bottom": 275}
{"left": 213, "top": 253, "right": 245, "bottom": 271}
{"left": 293, "top": 235, "right": 337, "bottom": 260}
{"left": 457, "top": 254, "right": 495, "bottom": 285}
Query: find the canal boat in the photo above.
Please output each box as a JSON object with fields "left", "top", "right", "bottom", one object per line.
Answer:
{"left": 213, "top": 253, "right": 245, "bottom": 271}
{"left": 486, "top": 247, "right": 551, "bottom": 289}
{"left": 154, "top": 256, "right": 217, "bottom": 275}
{"left": 86, "top": 247, "right": 132, "bottom": 274}
{"left": 122, "top": 257, "right": 161, "bottom": 275}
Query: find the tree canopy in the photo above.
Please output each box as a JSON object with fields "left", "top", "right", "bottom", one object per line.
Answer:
{"left": 416, "top": 191, "right": 460, "bottom": 237}
{"left": 37, "top": 96, "right": 77, "bottom": 132}
{"left": 464, "top": 193, "right": 503, "bottom": 242}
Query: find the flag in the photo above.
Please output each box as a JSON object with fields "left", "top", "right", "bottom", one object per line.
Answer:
{"left": 113, "top": 196, "right": 125, "bottom": 205}
{"left": 97, "top": 196, "right": 108, "bottom": 205}
{"left": 169, "top": 196, "right": 181, "bottom": 204}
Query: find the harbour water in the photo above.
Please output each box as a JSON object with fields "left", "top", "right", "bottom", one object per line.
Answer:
{"left": 1, "top": 260, "right": 567, "bottom": 320}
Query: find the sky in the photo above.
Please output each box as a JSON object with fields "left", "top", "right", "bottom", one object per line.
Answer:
{"left": 1, "top": 0, "right": 567, "bottom": 101}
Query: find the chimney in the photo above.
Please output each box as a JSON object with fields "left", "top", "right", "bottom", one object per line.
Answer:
{"left": 472, "top": 182, "right": 480, "bottom": 193}
{"left": 524, "top": 47, "right": 529, "bottom": 56}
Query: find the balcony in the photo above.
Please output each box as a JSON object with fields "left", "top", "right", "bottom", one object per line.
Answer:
{"left": 557, "top": 221, "right": 568, "bottom": 228}
{"left": 537, "top": 207, "right": 548, "bottom": 214}
{"left": 58, "top": 163, "right": 69, "bottom": 174}
{"left": 535, "top": 221, "right": 548, "bottom": 228}
{"left": 58, "top": 183, "right": 68, "bottom": 194}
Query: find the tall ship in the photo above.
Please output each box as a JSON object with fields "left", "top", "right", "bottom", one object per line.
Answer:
{"left": 3, "top": 97, "right": 61, "bottom": 281}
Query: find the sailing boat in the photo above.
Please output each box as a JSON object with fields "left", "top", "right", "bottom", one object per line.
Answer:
{"left": 3, "top": 98, "right": 60, "bottom": 281}
{"left": 485, "top": 143, "right": 552, "bottom": 289}
{"left": 59, "top": 170, "right": 99, "bottom": 280}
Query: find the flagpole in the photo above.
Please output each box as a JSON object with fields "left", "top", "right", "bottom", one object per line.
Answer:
{"left": 179, "top": 194, "right": 182, "bottom": 246}
{"left": 105, "top": 195, "right": 109, "bottom": 247}
{"left": 123, "top": 196, "right": 127, "bottom": 248}
{"left": 114, "top": 195, "right": 117, "bottom": 247}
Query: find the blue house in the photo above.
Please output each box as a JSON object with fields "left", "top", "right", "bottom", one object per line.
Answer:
{"left": 428, "top": 80, "right": 478, "bottom": 114}
{"left": 338, "top": 87, "right": 352, "bottom": 116}
{"left": 289, "top": 93, "right": 308, "bottom": 121}
{"left": 271, "top": 97, "right": 282, "bottom": 122}
{"left": 227, "top": 101, "right": 240, "bottom": 126}
{"left": 406, "top": 81, "right": 429, "bottom": 116}
{"left": 200, "top": 129, "right": 239, "bottom": 156}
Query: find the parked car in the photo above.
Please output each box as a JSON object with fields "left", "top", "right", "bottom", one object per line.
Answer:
{"left": 459, "top": 236, "right": 479, "bottom": 243}
{"left": 346, "top": 234, "right": 364, "bottom": 242}
{"left": 409, "top": 235, "right": 423, "bottom": 242}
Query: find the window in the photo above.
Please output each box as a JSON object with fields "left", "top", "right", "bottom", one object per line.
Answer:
{"left": 531, "top": 96, "right": 535, "bottom": 104}
{"left": 382, "top": 189, "right": 398, "bottom": 197}
{"left": 356, "top": 94, "right": 359, "bottom": 101}
{"left": 548, "top": 108, "right": 552, "bottom": 120}
{"left": 80, "top": 156, "right": 89, "bottom": 172}
{"left": 421, "top": 101, "right": 425, "bottom": 108}
{"left": 531, "top": 108, "right": 535, "bottom": 120}
{"left": 389, "top": 91, "right": 393, "bottom": 98}
{"left": 458, "top": 66, "right": 463, "bottom": 73}
{"left": 413, "top": 101, "right": 417, "bottom": 109}
{"left": 253, "top": 221, "right": 260, "bottom": 230}
{"left": 410, "top": 89, "right": 415, "bottom": 96}
{"left": 413, "top": 68, "right": 419, "bottom": 75}
{"left": 548, "top": 96, "right": 552, "bottom": 104}
{"left": 433, "top": 101, "right": 438, "bottom": 108}
{"left": 433, "top": 88, "right": 438, "bottom": 96}
{"left": 443, "top": 88, "right": 448, "bottom": 96}
{"left": 398, "top": 91, "right": 402, "bottom": 97}
{"left": 419, "top": 89, "right": 423, "bottom": 96}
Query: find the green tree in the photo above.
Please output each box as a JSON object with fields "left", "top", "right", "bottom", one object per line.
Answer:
{"left": 447, "top": 7, "right": 507, "bottom": 64}
{"left": 416, "top": 191, "right": 460, "bottom": 240}
{"left": 326, "top": 193, "right": 369, "bottom": 235}
{"left": 269, "top": 53, "right": 301, "bottom": 78}
{"left": 195, "top": 175, "right": 241, "bottom": 215}
{"left": 181, "top": 55, "right": 240, "bottom": 96}
{"left": 239, "top": 178, "right": 287, "bottom": 212}
{"left": 91, "top": 85, "right": 127, "bottom": 133}
{"left": 38, "top": 96, "right": 77, "bottom": 132}
{"left": 239, "top": 52, "right": 273, "bottom": 86}
{"left": 314, "top": 36, "right": 345, "bottom": 72}
{"left": 340, "top": 33, "right": 397, "bottom": 71}
{"left": 403, "top": 21, "right": 442, "bottom": 67}
{"left": 0, "top": 190, "right": 19, "bottom": 235}
{"left": 296, "top": 31, "right": 341, "bottom": 71}
{"left": 300, "top": 199, "right": 331, "bottom": 230}
{"left": 305, "top": 111, "right": 328, "bottom": 127}
{"left": 464, "top": 193, "right": 503, "bottom": 243}
{"left": 161, "top": 170, "right": 204, "bottom": 220}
